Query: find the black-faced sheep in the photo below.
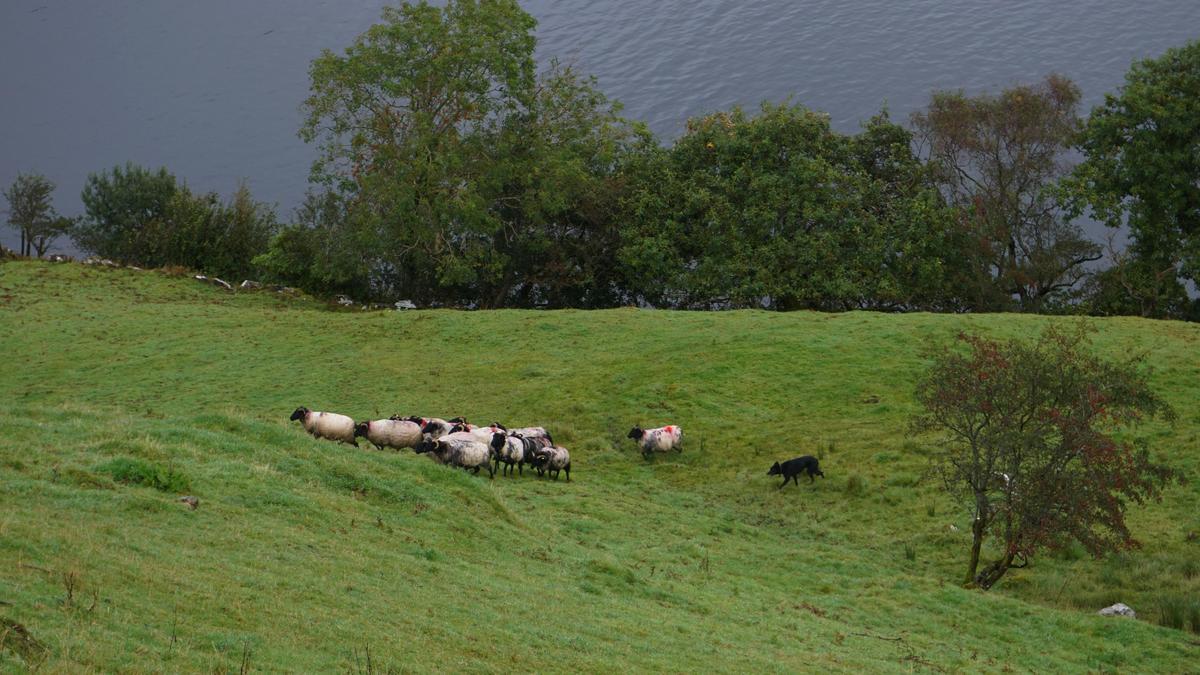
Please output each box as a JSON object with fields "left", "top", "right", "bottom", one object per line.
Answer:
{"left": 627, "top": 425, "right": 683, "bottom": 458}
{"left": 354, "top": 418, "right": 423, "bottom": 451}
{"left": 531, "top": 445, "right": 570, "bottom": 481}
{"left": 416, "top": 432, "right": 495, "bottom": 478}
{"left": 490, "top": 431, "right": 541, "bottom": 477}
{"left": 290, "top": 407, "right": 358, "bottom": 446}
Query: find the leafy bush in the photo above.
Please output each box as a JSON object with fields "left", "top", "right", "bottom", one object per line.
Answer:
{"left": 75, "top": 164, "right": 276, "bottom": 279}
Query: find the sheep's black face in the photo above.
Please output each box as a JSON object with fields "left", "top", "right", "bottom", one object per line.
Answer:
{"left": 354, "top": 422, "right": 369, "bottom": 437}
{"left": 490, "top": 421, "right": 507, "bottom": 431}
{"left": 414, "top": 439, "right": 433, "bottom": 454}
{"left": 448, "top": 416, "right": 467, "bottom": 424}
{"left": 490, "top": 432, "right": 506, "bottom": 450}
{"left": 421, "top": 421, "right": 438, "bottom": 433}
{"left": 767, "top": 462, "right": 782, "bottom": 476}
{"left": 449, "top": 423, "right": 468, "bottom": 434}
{"left": 627, "top": 427, "right": 643, "bottom": 440}
{"left": 290, "top": 407, "right": 307, "bottom": 422}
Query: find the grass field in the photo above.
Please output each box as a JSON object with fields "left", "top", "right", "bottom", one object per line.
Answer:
{"left": 1, "top": 260, "right": 1198, "bottom": 673}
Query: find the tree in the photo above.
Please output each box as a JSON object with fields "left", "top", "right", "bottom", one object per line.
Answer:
{"left": 480, "top": 61, "right": 648, "bottom": 308}
{"left": 619, "top": 103, "right": 967, "bottom": 310}
{"left": 1079, "top": 234, "right": 1199, "bottom": 320}
{"left": 912, "top": 75, "right": 1101, "bottom": 312}
{"left": 75, "top": 163, "right": 178, "bottom": 263}
{"left": 912, "top": 325, "right": 1177, "bottom": 590}
{"left": 1064, "top": 40, "right": 1200, "bottom": 319}
{"left": 294, "top": 0, "right": 639, "bottom": 306}
{"left": 254, "top": 190, "right": 374, "bottom": 298}
{"left": 300, "top": 0, "right": 535, "bottom": 304}
{"left": 75, "top": 163, "right": 275, "bottom": 277}
{"left": 3, "top": 173, "right": 69, "bottom": 257}
{"left": 155, "top": 182, "right": 279, "bottom": 280}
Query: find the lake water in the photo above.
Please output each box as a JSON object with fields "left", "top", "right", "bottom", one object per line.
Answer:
{"left": 2, "top": 1, "right": 1198, "bottom": 254}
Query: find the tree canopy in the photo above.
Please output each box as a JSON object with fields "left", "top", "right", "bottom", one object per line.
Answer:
{"left": 1064, "top": 40, "right": 1200, "bottom": 319}
{"left": 282, "top": 0, "right": 641, "bottom": 306}
{"left": 912, "top": 325, "right": 1177, "bottom": 589}
{"left": 3, "top": 173, "right": 69, "bottom": 258}
{"left": 620, "top": 104, "right": 967, "bottom": 310}
{"left": 913, "top": 75, "right": 1101, "bottom": 312}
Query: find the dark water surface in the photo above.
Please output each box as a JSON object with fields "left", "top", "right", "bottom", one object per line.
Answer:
{"left": 2, "top": 1, "right": 1198, "bottom": 253}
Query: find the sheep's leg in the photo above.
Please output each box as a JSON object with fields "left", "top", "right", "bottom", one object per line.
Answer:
{"left": 565, "top": 465, "right": 570, "bottom": 482}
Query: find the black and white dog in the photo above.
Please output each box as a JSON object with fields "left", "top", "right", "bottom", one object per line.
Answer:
{"left": 768, "top": 456, "right": 825, "bottom": 489}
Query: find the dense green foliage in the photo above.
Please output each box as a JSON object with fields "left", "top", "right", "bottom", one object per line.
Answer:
{"left": 0, "top": 262, "right": 1197, "bottom": 672}
{"left": 621, "top": 106, "right": 967, "bottom": 310}
{"left": 2, "top": 172, "right": 69, "bottom": 258}
{"left": 1065, "top": 40, "right": 1200, "bottom": 320}
{"left": 9, "top": 4, "right": 1198, "bottom": 320}
{"left": 76, "top": 162, "right": 179, "bottom": 263}
{"left": 76, "top": 164, "right": 277, "bottom": 280}
{"left": 267, "top": 0, "right": 642, "bottom": 307}
{"left": 914, "top": 326, "right": 1178, "bottom": 589}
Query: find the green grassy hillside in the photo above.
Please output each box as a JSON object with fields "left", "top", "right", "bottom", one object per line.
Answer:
{"left": 1, "top": 261, "right": 1197, "bottom": 672}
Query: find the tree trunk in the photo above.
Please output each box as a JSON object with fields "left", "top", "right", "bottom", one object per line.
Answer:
{"left": 20, "top": 229, "right": 27, "bottom": 257}
{"left": 976, "top": 550, "right": 1017, "bottom": 590}
{"left": 965, "top": 516, "right": 985, "bottom": 586}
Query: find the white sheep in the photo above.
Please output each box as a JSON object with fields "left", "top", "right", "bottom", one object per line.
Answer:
{"left": 532, "top": 445, "right": 571, "bottom": 481}
{"left": 354, "top": 418, "right": 423, "bottom": 451}
{"left": 290, "top": 407, "right": 357, "bottom": 446}
{"left": 627, "top": 425, "right": 683, "bottom": 457}
{"left": 423, "top": 433, "right": 495, "bottom": 478}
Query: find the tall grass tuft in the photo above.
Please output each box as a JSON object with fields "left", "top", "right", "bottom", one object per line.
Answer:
{"left": 95, "top": 457, "right": 190, "bottom": 493}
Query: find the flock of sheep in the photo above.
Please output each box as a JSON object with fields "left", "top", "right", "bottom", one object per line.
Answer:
{"left": 289, "top": 406, "right": 686, "bottom": 480}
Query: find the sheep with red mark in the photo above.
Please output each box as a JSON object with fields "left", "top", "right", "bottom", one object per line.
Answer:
{"left": 627, "top": 424, "right": 683, "bottom": 458}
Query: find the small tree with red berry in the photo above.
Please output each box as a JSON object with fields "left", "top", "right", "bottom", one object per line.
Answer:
{"left": 912, "top": 324, "right": 1178, "bottom": 589}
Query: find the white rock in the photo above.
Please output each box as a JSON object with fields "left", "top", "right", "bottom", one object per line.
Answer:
{"left": 394, "top": 299, "right": 417, "bottom": 310}
{"left": 1098, "top": 603, "right": 1135, "bottom": 618}
{"left": 335, "top": 294, "right": 354, "bottom": 306}
{"left": 210, "top": 278, "right": 233, "bottom": 291}
{"left": 240, "top": 280, "right": 262, "bottom": 290}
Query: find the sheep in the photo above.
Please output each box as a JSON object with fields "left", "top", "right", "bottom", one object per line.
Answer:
{"left": 627, "top": 425, "right": 683, "bottom": 458}
{"left": 417, "top": 433, "right": 495, "bottom": 478}
{"left": 448, "top": 422, "right": 508, "bottom": 445}
{"left": 418, "top": 418, "right": 455, "bottom": 439}
{"left": 290, "top": 407, "right": 358, "bottom": 446}
{"left": 532, "top": 445, "right": 571, "bottom": 481}
{"left": 354, "top": 418, "right": 423, "bottom": 451}
{"left": 508, "top": 426, "right": 553, "bottom": 445}
{"left": 490, "top": 431, "right": 541, "bottom": 477}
